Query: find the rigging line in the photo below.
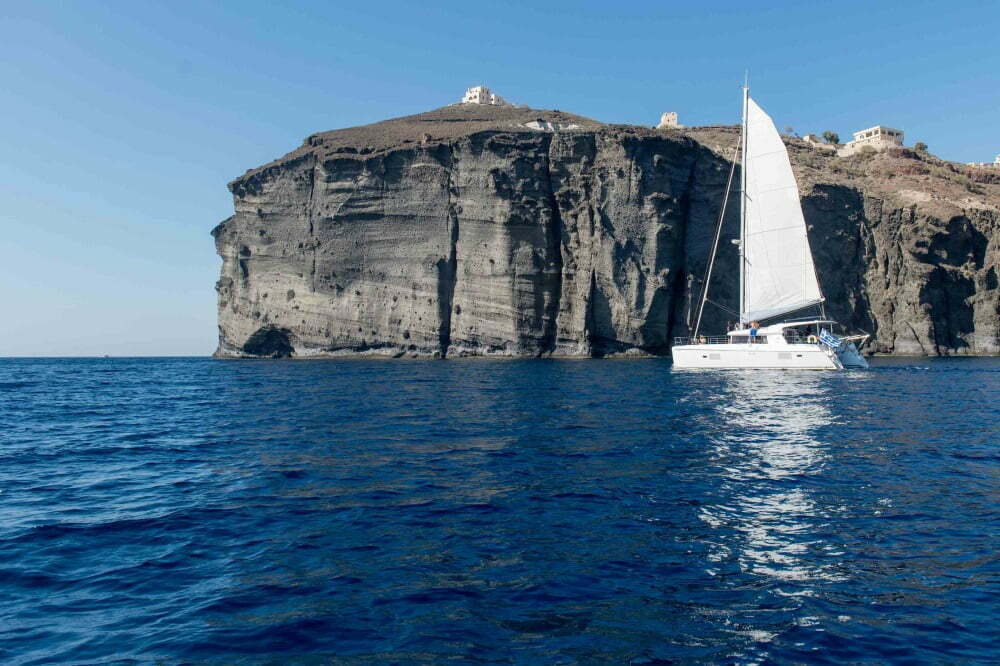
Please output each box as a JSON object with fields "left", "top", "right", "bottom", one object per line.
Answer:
{"left": 751, "top": 298, "right": 825, "bottom": 322}
{"left": 704, "top": 298, "right": 740, "bottom": 318}
{"left": 693, "top": 135, "right": 742, "bottom": 339}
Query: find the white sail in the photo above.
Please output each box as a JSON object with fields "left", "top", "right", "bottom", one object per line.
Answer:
{"left": 741, "top": 96, "right": 823, "bottom": 322}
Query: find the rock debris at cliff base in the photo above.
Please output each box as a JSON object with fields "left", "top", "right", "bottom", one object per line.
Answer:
{"left": 212, "top": 104, "right": 1000, "bottom": 358}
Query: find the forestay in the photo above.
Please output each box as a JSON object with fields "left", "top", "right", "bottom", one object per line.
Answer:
{"left": 742, "top": 96, "right": 823, "bottom": 321}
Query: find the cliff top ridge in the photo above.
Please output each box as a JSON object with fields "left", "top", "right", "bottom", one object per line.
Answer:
{"left": 232, "top": 104, "right": 603, "bottom": 187}
{"left": 232, "top": 105, "right": 1000, "bottom": 218}
{"left": 681, "top": 125, "right": 1000, "bottom": 218}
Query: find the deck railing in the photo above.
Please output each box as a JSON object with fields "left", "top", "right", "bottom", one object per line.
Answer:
{"left": 673, "top": 336, "right": 737, "bottom": 345}
{"left": 673, "top": 335, "right": 819, "bottom": 346}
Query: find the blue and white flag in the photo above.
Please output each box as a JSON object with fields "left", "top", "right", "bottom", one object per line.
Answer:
{"left": 819, "top": 330, "right": 842, "bottom": 350}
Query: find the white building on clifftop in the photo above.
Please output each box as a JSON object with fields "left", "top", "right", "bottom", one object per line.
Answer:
{"left": 657, "top": 111, "right": 683, "bottom": 129}
{"left": 838, "top": 125, "right": 904, "bottom": 156}
{"left": 460, "top": 86, "right": 511, "bottom": 106}
{"left": 966, "top": 154, "right": 1000, "bottom": 168}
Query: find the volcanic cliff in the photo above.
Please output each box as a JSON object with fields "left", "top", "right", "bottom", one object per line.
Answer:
{"left": 212, "top": 104, "right": 1000, "bottom": 357}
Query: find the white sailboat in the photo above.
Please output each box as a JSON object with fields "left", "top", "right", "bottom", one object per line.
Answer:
{"left": 673, "top": 84, "right": 869, "bottom": 370}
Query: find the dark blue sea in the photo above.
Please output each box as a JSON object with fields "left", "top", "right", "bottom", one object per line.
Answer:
{"left": 1, "top": 357, "right": 997, "bottom": 664}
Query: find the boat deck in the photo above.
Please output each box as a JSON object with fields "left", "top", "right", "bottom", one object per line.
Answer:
{"left": 673, "top": 336, "right": 816, "bottom": 346}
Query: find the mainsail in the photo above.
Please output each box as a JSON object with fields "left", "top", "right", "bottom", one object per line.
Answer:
{"left": 741, "top": 95, "right": 823, "bottom": 322}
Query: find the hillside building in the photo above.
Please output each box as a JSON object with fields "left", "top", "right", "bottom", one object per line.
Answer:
{"left": 966, "top": 155, "right": 1000, "bottom": 168}
{"left": 803, "top": 134, "right": 837, "bottom": 152}
{"left": 838, "top": 125, "right": 904, "bottom": 156}
{"left": 460, "top": 86, "right": 511, "bottom": 106}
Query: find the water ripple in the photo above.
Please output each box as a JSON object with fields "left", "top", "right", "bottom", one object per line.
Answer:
{"left": 0, "top": 356, "right": 997, "bottom": 663}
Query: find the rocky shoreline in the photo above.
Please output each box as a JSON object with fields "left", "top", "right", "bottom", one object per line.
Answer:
{"left": 212, "top": 105, "right": 999, "bottom": 358}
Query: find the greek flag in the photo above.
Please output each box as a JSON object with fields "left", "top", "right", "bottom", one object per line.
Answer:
{"left": 819, "top": 330, "right": 842, "bottom": 350}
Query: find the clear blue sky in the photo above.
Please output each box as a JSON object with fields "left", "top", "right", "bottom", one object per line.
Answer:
{"left": 2, "top": 0, "right": 997, "bottom": 356}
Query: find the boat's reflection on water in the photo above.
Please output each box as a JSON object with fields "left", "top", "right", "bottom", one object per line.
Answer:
{"left": 698, "top": 371, "right": 846, "bottom": 588}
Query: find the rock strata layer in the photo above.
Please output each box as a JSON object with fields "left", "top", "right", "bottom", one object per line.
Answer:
{"left": 213, "top": 105, "right": 1000, "bottom": 357}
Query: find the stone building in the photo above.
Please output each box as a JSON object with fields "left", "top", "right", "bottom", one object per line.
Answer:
{"left": 657, "top": 112, "right": 682, "bottom": 129}
{"left": 803, "top": 134, "right": 837, "bottom": 152}
{"left": 838, "top": 125, "right": 904, "bottom": 156}
{"left": 460, "top": 85, "right": 511, "bottom": 106}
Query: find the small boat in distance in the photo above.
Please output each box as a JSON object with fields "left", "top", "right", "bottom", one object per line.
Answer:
{"left": 672, "top": 83, "right": 869, "bottom": 370}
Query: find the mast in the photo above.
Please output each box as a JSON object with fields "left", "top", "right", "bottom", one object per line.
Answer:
{"left": 739, "top": 78, "right": 749, "bottom": 326}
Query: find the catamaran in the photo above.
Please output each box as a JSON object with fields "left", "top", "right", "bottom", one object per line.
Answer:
{"left": 672, "top": 84, "right": 869, "bottom": 370}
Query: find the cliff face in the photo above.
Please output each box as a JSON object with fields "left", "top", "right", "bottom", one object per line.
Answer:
{"left": 213, "top": 105, "right": 1000, "bottom": 357}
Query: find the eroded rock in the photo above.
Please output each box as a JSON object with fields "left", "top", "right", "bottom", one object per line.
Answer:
{"left": 213, "top": 105, "right": 1000, "bottom": 357}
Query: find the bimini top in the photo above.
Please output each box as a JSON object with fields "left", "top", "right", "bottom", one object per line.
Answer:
{"left": 728, "top": 320, "right": 835, "bottom": 336}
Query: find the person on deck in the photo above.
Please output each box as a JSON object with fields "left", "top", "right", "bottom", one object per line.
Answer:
{"left": 749, "top": 321, "right": 759, "bottom": 344}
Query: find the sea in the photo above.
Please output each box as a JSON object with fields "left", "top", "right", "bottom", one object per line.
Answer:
{"left": 0, "top": 356, "right": 997, "bottom": 664}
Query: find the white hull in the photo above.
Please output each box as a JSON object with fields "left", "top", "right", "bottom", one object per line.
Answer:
{"left": 672, "top": 341, "right": 868, "bottom": 371}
